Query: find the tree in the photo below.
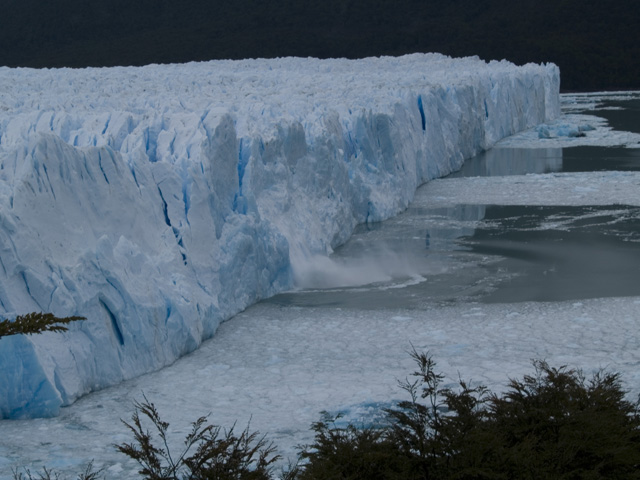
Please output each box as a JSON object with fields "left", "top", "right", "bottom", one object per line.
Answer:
{"left": 0, "top": 312, "right": 85, "bottom": 339}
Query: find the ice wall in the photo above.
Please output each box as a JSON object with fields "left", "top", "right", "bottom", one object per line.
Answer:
{"left": 0, "top": 54, "right": 560, "bottom": 418}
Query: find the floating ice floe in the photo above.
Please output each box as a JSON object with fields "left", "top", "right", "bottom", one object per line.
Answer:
{"left": 536, "top": 122, "right": 595, "bottom": 139}
{"left": 494, "top": 91, "right": 640, "bottom": 149}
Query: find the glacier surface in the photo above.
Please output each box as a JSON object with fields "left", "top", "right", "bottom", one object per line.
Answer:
{"left": 0, "top": 54, "right": 560, "bottom": 419}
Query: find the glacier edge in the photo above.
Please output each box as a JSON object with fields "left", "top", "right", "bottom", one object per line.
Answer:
{"left": 0, "top": 54, "right": 560, "bottom": 418}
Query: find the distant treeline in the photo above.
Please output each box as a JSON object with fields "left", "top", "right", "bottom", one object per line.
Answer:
{"left": 1, "top": 0, "right": 637, "bottom": 92}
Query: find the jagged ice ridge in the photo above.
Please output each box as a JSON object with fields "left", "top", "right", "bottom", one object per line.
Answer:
{"left": 0, "top": 54, "right": 560, "bottom": 418}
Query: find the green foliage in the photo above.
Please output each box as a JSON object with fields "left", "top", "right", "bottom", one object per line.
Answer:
{"left": 0, "top": 312, "right": 85, "bottom": 339}
{"left": 292, "top": 350, "right": 640, "bottom": 480}
{"left": 12, "top": 461, "right": 103, "bottom": 480}
{"left": 294, "top": 412, "right": 410, "bottom": 480}
{"left": 487, "top": 361, "right": 640, "bottom": 479}
{"left": 115, "top": 395, "right": 279, "bottom": 480}
{"left": 385, "top": 348, "right": 494, "bottom": 479}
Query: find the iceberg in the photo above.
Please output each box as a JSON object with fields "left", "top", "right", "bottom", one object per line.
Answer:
{"left": 0, "top": 54, "right": 560, "bottom": 419}
{"left": 537, "top": 122, "right": 595, "bottom": 139}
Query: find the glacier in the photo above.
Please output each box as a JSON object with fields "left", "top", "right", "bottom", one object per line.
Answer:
{"left": 0, "top": 54, "right": 560, "bottom": 419}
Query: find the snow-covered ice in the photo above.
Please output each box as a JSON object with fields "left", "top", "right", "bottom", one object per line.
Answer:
{"left": 0, "top": 55, "right": 560, "bottom": 419}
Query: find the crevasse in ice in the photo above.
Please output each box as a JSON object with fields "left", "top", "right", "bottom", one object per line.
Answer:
{"left": 0, "top": 54, "right": 560, "bottom": 418}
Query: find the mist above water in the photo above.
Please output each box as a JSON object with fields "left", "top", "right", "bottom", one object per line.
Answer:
{"left": 291, "top": 244, "right": 432, "bottom": 290}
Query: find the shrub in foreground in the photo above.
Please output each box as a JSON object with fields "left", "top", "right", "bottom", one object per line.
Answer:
{"left": 292, "top": 350, "right": 640, "bottom": 480}
{"left": 487, "top": 361, "right": 640, "bottom": 479}
{"left": 116, "top": 395, "right": 279, "bottom": 480}
{"left": 292, "top": 412, "right": 411, "bottom": 480}
{"left": 12, "top": 461, "right": 102, "bottom": 480}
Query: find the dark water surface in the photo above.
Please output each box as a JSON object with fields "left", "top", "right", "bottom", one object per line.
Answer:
{"left": 268, "top": 95, "right": 640, "bottom": 308}
{"left": 455, "top": 144, "right": 640, "bottom": 176}
{"left": 462, "top": 205, "right": 640, "bottom": 303}
{"left": 589, "top": 98, "right": 640, "bottom": 134}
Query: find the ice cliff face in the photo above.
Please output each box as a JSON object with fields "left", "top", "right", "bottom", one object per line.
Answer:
{"left": 0, "top": 54, "right": 560, "bottom": 418}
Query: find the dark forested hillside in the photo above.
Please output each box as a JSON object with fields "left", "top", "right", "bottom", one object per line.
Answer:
{"left": 0, "top": 0, "right": 637, "bottom": 91}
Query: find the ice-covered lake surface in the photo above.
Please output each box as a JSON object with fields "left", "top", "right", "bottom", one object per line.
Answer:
{"left": 2, "top": 91, "right": 640, "bottom": 478}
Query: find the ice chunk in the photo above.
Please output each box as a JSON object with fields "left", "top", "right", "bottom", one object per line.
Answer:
{"left": 537, "top": 122, "right": 595, "bottom": 138}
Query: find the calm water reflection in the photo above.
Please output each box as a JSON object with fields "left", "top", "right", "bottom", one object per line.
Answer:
{"left": 452, "top": 144, "right": 640, "bottom": 177}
